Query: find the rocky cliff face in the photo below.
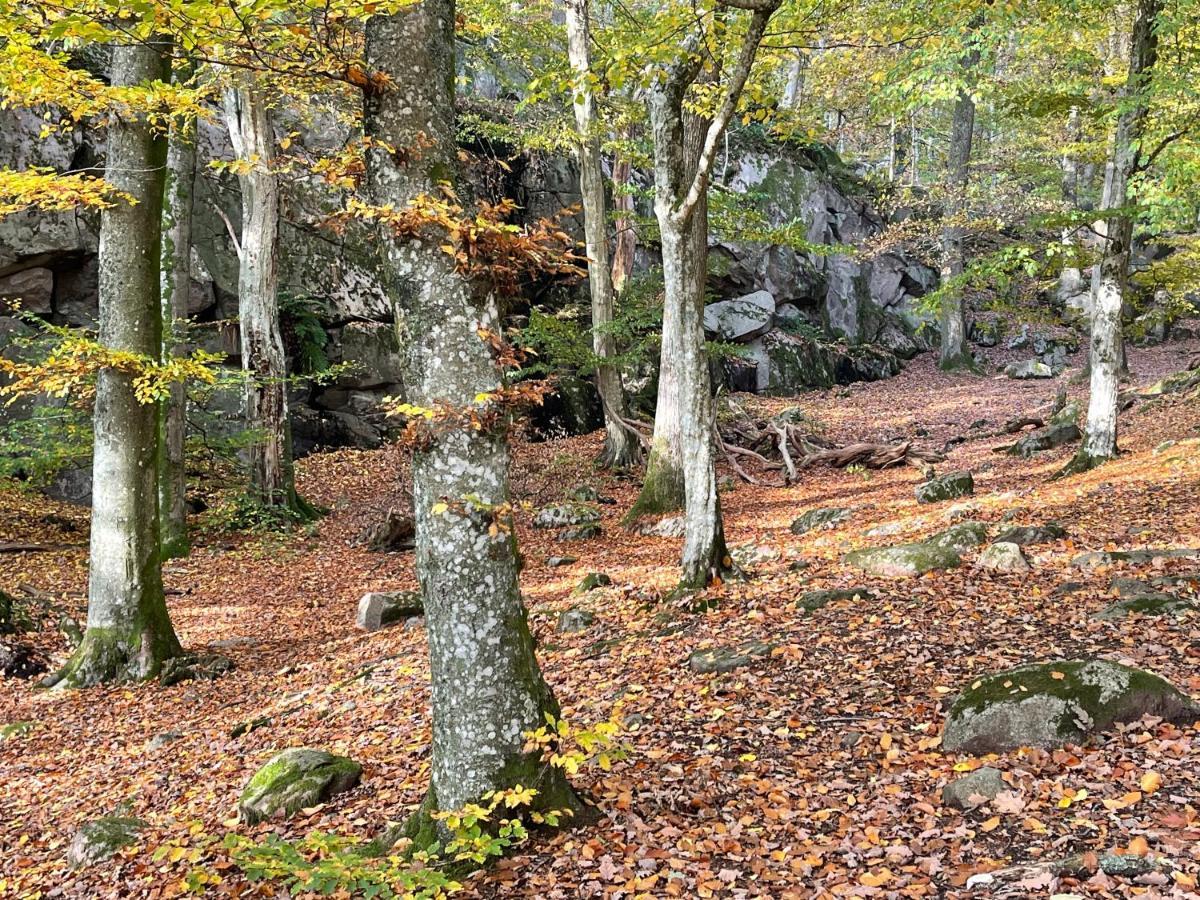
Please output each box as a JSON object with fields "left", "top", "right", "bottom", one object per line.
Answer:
{"left": 0, "top": 106, "right": 936, "bottom": 477}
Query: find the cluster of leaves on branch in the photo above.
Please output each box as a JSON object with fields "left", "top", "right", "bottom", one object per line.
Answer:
{"left": 0, "top": 321, "right": 222, "bottom": 405}
{"left": 0, "top": 167, "right": 131, "bottom": 218}
{"left": 332, "top": 187, "right": 584, "bottom": 296}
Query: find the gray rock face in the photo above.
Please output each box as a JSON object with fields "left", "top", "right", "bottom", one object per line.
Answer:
{"left": 334, "top": 321, "right": 404, "bottom": 390}
{"left": 844, "top": 542, "right": 962, "bottom": 578}
{"left": 942, "top": 767, "right": 1007, "bottom": 810}
{"left": 703, "top": 291, "right": 775, "bottom": 342}
{"left": 0, "top": 267, "right": 53, "bottom": 314}
{"left": 1004, "top": 359, "right": 1054, "bottom": 379}
{"left": 356, "top": 591, "right": 423, "bottom": 631}
{"left": 556, "top": 607, "right": 596, "bottom": 633}
{"left": 67, "top": 816, "right": 147, "bottom": 868}
{"left": 746, "top": 330, "right": 837, "bottom": 394}
{"left": 790, "top": 507, "right": 852, "bottom": 535}
{"left": 942, "top": 659, "right": 1200, "bottom": 754}
{"left": 688, "top": 640, "right": 775, "bottom": 674}
{"left": 915, "top": 471, "right": 974, "bottom": 504}
{"left": 533, "top": 503, "right": 601, "bottom": 529}
{"left": 976, "top": 542, "right": 1031, "bottom": 574}
{"left": 238, "top": 748, "right": 363, "bottom": 824}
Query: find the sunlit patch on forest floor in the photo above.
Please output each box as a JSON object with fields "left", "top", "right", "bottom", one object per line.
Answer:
{"left": 1, "top": 338, "right": 1199, "bottom": 897}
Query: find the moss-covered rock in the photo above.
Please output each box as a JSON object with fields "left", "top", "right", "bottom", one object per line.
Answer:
{"left": 556, "top": 607, "right": 596, "bottom": 633}
{"left": 915, "top": 471, "right": 974, "bottom": 504}
{"left": 797, "top": 587, "right": 875, "bottom": 612}
{"left": 1006, "top": 420, "right": 1081, "bottom": 458}
{"left": 790, "top": 507, "right": 852, "bottom": 535}
{"left": 1072, "top": 547, "right": 1200, "bottom": 569}
{"left": 689, "top": 640, "right": 775, "bottom": 674}
{"left": 993, "top": 523, "right": 1067, "bottom": 546}
{"left": 557, "top": 523, "right": 602, "bottom": 541}
{"left": 975, "top": 541, "right": 1031, "bottom": 574}
{"left": 1095, "top": 592, "right": 1195, "bottom": 620}
{"left": 67, "top": 815, "right": 147, "bottom": 868}
{"left": 238, "top": 748, "right": 363, "bottom": 825}
{"left": 942, "top": 659, "right": 1200, "bottom": 754}
{"left": 158, "top": 653, "right": 235, "bottom": 686}
{"left": 573, "top": 572, "right": 612, "bottom": 595}
{"left": 845, "top": 542, "right": 961, "bottom": 578}
{"left": 927, "top": 521, "right": 988, "bottom": 553}
{"left": 533, "top": 502, "right": 600, "bottom": 529}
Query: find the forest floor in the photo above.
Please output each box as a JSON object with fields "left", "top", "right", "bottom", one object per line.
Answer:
{"left": 1, "top": 336, "right": 1200, "bottom": 899}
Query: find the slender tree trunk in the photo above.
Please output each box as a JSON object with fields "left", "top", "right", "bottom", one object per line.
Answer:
{"left": 1065, "top": 0, "right": 1160, "bottom": 474}
{"left": 938, "top": 34, "right": 980, "bottom": 372}
{"left": 159, "top": 90, "right": 196, "bottom": 560}
{"left": 782, "top": 49, "right": 806, "bottom": 110}
{"left": 364, "top": 0, "right": 579, "bottom": 840}
{"left": 563, "top": 0, "right": 639, "bottom": 469}
{"left": 224, "top": 83, "right": 304, "bottom": 513}
{"left": 1058, "top": 106, "right": 1085, "bottom": 308}
{"left": 46, "top": 39, "right": 182, "bottom": 688}
{"left": 610, "top": 150, "right": 636, "bottom": 294}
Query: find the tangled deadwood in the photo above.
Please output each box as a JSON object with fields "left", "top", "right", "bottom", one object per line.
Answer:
{"left": 715, "top": 401, "right": 944, "bottom": 485}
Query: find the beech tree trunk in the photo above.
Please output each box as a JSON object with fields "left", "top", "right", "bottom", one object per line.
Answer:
{"left": 563, "top": 0, "right": 639, "bottom": 469}
{"left": 610, "top": 150, "right": 636, "bottom": 294}
{"left": 364, "top": 0, "right": 579, "bottom": 838}
{"left": 1070, "top": 0, "right": 1161, "bottom": 472}
{"left": 1057, "top": 106, "right": 1085, "bottom": 308}
{"left": 46, "top": 39, "right": 182, "bottom": 688}
{"left": 938, "top": 43, "right": 978, "bottom": 372}
{"left": 224, "top": 82, "right": 303, "bottom": 512}
{"left": 158, "top": 96, "right": 196, "bottom": 560}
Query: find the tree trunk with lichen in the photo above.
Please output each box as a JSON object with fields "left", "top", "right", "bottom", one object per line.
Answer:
{"left": 364, "top": 0, "right": 580, "bottom": 843}
{"left": 45, "top": 40, "right": 183, "bottom": 689}
{"left": 224, "top": 81, "right": 306, "bottom": 515}
{"left": 563, "top": 0, "right": 639, "bottom": 470}
{"left": 938, "top": 27, "right": 980, "bottom": 372}
{"left": 158, "top": 91, "right": 195, "bottom": 560}
{"left": 1064, "top": 0, "right": 1160, "bottom": 475}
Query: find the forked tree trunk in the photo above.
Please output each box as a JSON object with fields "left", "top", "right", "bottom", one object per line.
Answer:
{"left": 364, "top": 0, "right": 579, "bottom": 838}
{"left": 224, "top": 82, "right": 304, "bottom": 513}
{"left": 158, "top": 96, "right": 196, "bottom": 560}
{"left": 938, "top": 40, "right": 979, "bottom": 372}
{"left": 1066, "top": 0, "right": 1161, "bottom": 474}
{"left": 46, "top": 40, "right": 182, "bottom": 688}
{"left": 563, "top": 0, "right": 639, "bottom": 469}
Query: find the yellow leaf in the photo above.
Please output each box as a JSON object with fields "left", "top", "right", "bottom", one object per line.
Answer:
{"left": 1128, "top": 835, "right": 1150, "bottom": 857}
{"left": 1050, "top": 671, "right": 1066, "bottom": 680}
{"left": 431, "top": 502, "right": 448, "bottom": 515}
{"left": 1139, "top": 771, "right": 1163, "bottom": 794}
{"left": 980, "top": 816, "right": 1001, "bottom": 833}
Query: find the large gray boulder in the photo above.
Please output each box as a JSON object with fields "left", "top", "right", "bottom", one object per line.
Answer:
{"left": 927, "top": 521, "right": 988, "bottom": 553}
{"left": 1004, "top": 359, "right": 1054, "bottom": 380}
{"left": 915, "top": 471, "right": 974, "bottom": 504}
{"left": 942, "top": 659, "right": 1200, "bottom": 754}
{"left": 67, "top": 816, "right": 147, "bottom": 869}
{"left": 1007, "top": 421, "right": 1081, "bottom": 458}
{"left": 844, "top": 542, "right": 961, "bottom": 578}
{"left": 975, "top": 542, "right": 1031, "bottom": 574}
{"left": 703, "top": 291, "right": 775, "bottom": 342}
{"left": 238, "top": 748, "right": 363, "bottom": 824}
{"left": 790, "top": 506, "right": 852, "bottom": 535}
{"left": 745, "top": 330, "right": 837, "bottom": 394}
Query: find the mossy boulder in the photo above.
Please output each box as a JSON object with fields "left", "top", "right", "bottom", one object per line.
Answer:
{"left": 927, "top": 521, "right": 988, "bottom": 553}
{"left": 238, "top": 748, "right": 363, "bottom": 825}
{"left": 1095, "top": 592, "right": 1194, "bottom": 621}
{"left": 689, "top": 640, "right": 775, "bottom": 674}
{"left": 993, "top": 523, "right": 1066, "bottom": 546}
{"left": 67, "top": 815, "right": 147, "bottom": 868}
{"left": 1072, "top": 547, "right": 1200, "bottom": 569}
{"left": 1006, "top": 421, "right": 1081, "bottom": 458}
{"left": 942, "top": 659, "right": 1200, "bottom": 754}
{"left": 845, "top": 542, "right": 961, "bottom": 578}
{"left": 797, "top": 587, "right": 875, "bottom": 612}
{"left": 1004, "top": 359, "right": 1053, "bottom": 379}
{"left": 975, "top": 541, "right": 1031, "bottom": 574}
{"left": 573, "top": 572, "right": 611, "bottom": 595}
{"left": 557, "top": 523, "right": 602, "bottom": 541}
{"left": 533, "top": 502, "right": 600, "bottom": 529}
{"left": 556, "top": 607, "right": 596, "bottom": 633}
{"left": 915, "top": 471, "right": 974, "bottom": 504}
{"left": 789, "top": 507, "right": 852, "bottom": 535}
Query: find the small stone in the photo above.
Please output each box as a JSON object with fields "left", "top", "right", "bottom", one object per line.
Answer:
{"left": 942, "top": 767, "right": 1006, "bottom": 810}
{"left": 159, "top": 653, "right": 235, "bottom": 686}
{"left": 533, "top": 502, "right": 600, "bottom": 529}
{"left": 546, "top": 555, "right": 577, "bottom": 567}
{"left": 789, "top": 507, "right": 852, "bottom": 535}
{"left": 557, "top": 523, "right": 602, "bottom": 541}
{"left": 976, "top": 542, "right": 1031, "bottom": 573}
{"left": 797, "top": 587, "right": 874, "bottom": 612}
{"left": 1004, "top": 359, "right": 1054, "bottom": 379}
{"left": 356, "top": 591, "right": 423, "bottom": 631}
{"left": 556, "top": 607, "right": 595, "bottom": 633}
{"left": 573, "top": 572, "right": 611, "bottom": 594}
{"left": 688, "top": 640, "right": 775, "bottom": 674}
{"left": 149, "top": 731, "right": 183, "bottom": 751}
{"left": 67, "top": 816, "right": 147, "bottom": 868}
{"left": 915, "top": 471, "right": 974, "bottom": 504}
{"left": 993, "top": 523, "right": 1067, "bottom": 546}
{"left": 238, "top": 748, "right": 363, "bottom": 825}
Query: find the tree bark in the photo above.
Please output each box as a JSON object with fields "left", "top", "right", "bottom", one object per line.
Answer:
{"left": 610, "top": 150, "right": 636, "bottom": 294}
{"left": 938, "top": 34, "right": 979, "bottom": 372}
{"left": 158, "top": 86, "right": 196, "bottom": 560}
{"left": 224, "top": 82, "right": 304, "bottom": 513}
{"left": 46, "top": 39, "right": 182, "bottom": 688}
{"left": 1069, "top": 0, "right": 1161, "bottom": 472}
{"left": 563, "top": 0, "right": 639, "bottom": 469}
{"left": 1057, "top": 106, "right": 1085, "bottom": 308}
{"left": 363, "top": 0, "right": 579, "bottom": 839}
